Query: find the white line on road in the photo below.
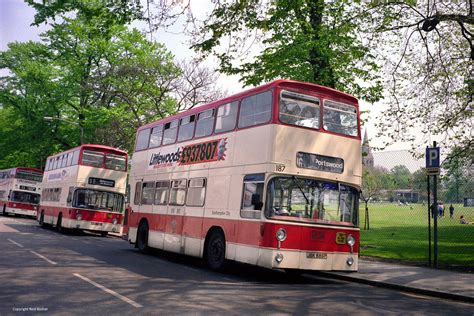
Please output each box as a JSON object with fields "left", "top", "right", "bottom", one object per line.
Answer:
{"left": 30, "top": 251, "right": 57, "bottom": 265}
{"left": 73, "top": 273, "right": 142, "bottom": 308}
{"left": 7, "top": 238, "right": 24, "bottom": 248}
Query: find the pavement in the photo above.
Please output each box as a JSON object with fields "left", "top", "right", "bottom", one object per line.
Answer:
{"left": 318, "top": 259, "right": 474, "bottom": 304}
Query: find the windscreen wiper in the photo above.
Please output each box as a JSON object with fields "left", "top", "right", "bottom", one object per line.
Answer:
{"left": 291, "top": 176, "right": 309, "bottom": 205}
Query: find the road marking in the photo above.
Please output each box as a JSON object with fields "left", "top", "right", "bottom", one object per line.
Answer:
{"left": 7, "top": 238, "right": 24, "bottom": 248}
{"left": 30, "top": 251, "right": 57, "bottom": 265}
{"left": 73, "top": 273, "right": 142, "bottom": 308}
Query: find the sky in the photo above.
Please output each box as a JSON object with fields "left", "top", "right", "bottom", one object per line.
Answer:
{"left": 0, "top": 0, "right": 415, "bottom": 155}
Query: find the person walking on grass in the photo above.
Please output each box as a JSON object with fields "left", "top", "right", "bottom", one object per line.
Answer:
{"left": 449, "top": 204, "right": 454, "bottom": 219}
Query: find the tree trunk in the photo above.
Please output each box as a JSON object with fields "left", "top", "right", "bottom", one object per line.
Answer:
{"left": 364, "top": 201, "right": 370, "bottom": 230}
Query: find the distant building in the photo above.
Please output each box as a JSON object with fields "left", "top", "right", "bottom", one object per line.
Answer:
{"left": 395, "top": 189, "right": 420, "bottom": 203}
{"left": 361, "top": 130, "right": 374, "bottom": 167}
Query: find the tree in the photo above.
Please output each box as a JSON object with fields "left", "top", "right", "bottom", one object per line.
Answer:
{"left": 0, "top": 1, "right": 225, "bottom": 168}
{"left": 390, "top": 165, "right": 412, "bottom": 190}
{"left": 360, "top": 166, "right": 385, "bottom": 230}
{"left": 441, "top": 147, "right": 473, "bottom": 203}
{"left": 412, "top": 169, "right": 428, "bottom": 202}
{"left": 189, "top": 0, "right": 383, "bottom": 102}
{"left": 369, "top": 1, "right": 473, "bottom": 161}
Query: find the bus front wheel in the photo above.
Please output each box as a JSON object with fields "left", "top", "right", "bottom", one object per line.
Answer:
{"left": 136, "top": 221, "right": 149, "bottom": 253}
{"left": 205, "top": 230, "right": 226, "bottom": 270}
{"left": 39, "top": 212, "right": 45, "bottom": 228}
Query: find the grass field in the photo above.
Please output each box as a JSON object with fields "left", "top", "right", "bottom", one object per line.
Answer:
{"left": 359, "top": 203, "right": 474, "bottom": 266}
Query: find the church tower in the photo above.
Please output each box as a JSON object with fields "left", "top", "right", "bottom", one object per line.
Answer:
{"left": 362, "top": 129, "right": 374, "bottom": 167}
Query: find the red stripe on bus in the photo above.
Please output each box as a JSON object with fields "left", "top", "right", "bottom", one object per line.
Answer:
{"left": 128, "top": 211, "right": 359, "bottom": 253}
{"left": 40, "top": 205, "right": 122, "bottom": 223}
{"left": 7, "top": 201, "right": 36, "bottom": 210}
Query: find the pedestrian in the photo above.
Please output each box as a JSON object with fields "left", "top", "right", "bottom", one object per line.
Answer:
{"left": 438, "top": 203, "right": 443, "bottom": 217}
{"left": 449, "top": 204, "right": 454, "bottom": 219}
{"left": 460, "top": 215, "right": 468, "bottom": 224}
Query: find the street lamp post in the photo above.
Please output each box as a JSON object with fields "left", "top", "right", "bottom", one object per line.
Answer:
{"left": 44, "top": 116, "right": 84, "bottom": 145}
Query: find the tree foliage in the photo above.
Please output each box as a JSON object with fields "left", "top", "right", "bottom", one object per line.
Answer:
{"left": 0, "top": 1, "right": 224, "bottom": 169}
{"left": 189, "top": 0, "right": 383, "bottom": 102}
{"left": 368, "top": 1, "right": 473, "bottom": 160}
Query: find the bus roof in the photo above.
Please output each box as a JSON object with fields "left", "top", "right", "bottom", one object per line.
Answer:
{"left": 46, "top": 144, "right": 128, "bottom": 159}
{"left": 138, "top": 79, "right": 358, "bottom": 132}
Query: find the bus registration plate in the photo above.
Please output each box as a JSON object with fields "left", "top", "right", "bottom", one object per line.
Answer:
{"left": 306, "top": 252, "right": 327, "bottom": 259}
{"left": 336, "top": 232, "right": 346, "bottom": 244}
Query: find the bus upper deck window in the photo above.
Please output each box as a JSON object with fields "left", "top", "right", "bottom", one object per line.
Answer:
{"left": 323, "top": 100, "right": 358, "bottom": 136}
{"left": 162, "top": 120, "right": 178, "bottom": 145}
{"left": 239, "top": 91, "right": 272, "bottom": 128}
{"left": 195, "top": 109, "right": 214, "bottom": 138}
{"left": 178, "top": 115, "right": 196, "bottom": 142}
{"left": 81, "top": 150, "right": 104, "bottom": 168}
{"left": 279, "top": 91, "right": 320, "bottom": 129}
{"left": 149, "top": 125, "right": 163, "bottom": 148}
{"left": 135, "top": 128, "right": 151, "bottom": 151}
{"left": 215, "top": 101, "right": 238, "bottom": 134}
{"left": 105, "top": 154, "right": 127, "bottom": 171}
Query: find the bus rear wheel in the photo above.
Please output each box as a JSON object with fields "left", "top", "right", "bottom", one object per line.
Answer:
{"left": 100, "top": 231, "right": 108, "bottom": 237}
{"left": 136, "top": 221, "right": 149, "bottom": 253}
{"left": 205, "top": 230, "right": 226, "bottom": 270}
{"left": 2, "top": 205, "right": 7, "bottom": 216}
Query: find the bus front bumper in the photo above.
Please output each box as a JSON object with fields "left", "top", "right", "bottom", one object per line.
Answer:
{"left": 5, "top": 207, "right": 37, "bottom": 217}
{"left": 260, "top": 248, "right": 358, "bottom": 272}
{"left": 63, "top": 218, "right": 121, "bottom": 233}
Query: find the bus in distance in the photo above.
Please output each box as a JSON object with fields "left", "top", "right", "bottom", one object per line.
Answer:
{"left": 38, "top": 144, "right": 128, "bottom": 236}
{"left": 0, "top": 167, "right": 43, "bottom": 218}
{"left": 126, "top": 79, "right": 361, "bottom": 272}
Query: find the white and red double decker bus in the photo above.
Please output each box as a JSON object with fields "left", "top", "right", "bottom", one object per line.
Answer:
{"left": 0, "top": 167, "right": 43, "bottom": 218}
{"left": 126, "top": 79, "right": 361, "bottom": 272}
{"left": 38, "top": 144, "right": 128, "bottom": 236}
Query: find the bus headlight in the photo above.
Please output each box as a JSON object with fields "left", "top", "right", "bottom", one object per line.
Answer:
{"left": 347, "top": 234, "right": 356, "bottom": 247}
{"left": 112, "top": 218, "right": 118, "bottom": 225}
{"left": 276, "top": 228, "right": 287, "bottom": 242}
{"left": 76, "top": 213, "right": 82, "bottom": 221}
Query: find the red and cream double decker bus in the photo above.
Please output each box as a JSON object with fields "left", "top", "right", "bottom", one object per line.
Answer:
{"left": 0, "top": 167, "right": 43, "bottom": 218}
{"left": 127, "top": 79, "right": 361, "bottom": 272}
{"left": 38, "top": 144, "right": 128, "bottom": 236}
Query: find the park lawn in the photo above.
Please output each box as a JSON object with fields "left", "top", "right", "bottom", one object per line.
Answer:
{"left": 359, "top": 203, "right": 474, "bottom": 266}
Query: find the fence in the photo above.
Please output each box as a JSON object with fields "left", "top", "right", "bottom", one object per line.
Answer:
{"left": 359, "top": 150, "right": 474, "bottom": 270}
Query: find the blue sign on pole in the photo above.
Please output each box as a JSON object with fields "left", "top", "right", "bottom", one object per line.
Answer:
{"left": 426, "top": 147, "right": 440, "bottom": 168}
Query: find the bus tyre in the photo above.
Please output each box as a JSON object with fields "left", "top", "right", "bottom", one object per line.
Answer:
{"left": 39, "top": 213, "right": 45, "bottom": 228}
{"left": 137, "top": 221, "right": 149, "bottom": 253}
{"left": 205, "top": 230, "right": 226, "bottom": 270}
{"left": 2, "top": 205, "right": 6, "bottom": 216}
{"left": 100, "top": 231, "right": 108, "bottom": 237}
{"left": 56, "top": 214, "right": 63, "bottom": 233}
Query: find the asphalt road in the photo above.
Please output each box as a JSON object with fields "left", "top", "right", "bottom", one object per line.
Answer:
{"left": 1, "top": 216, "right": 473, "bottom": 315}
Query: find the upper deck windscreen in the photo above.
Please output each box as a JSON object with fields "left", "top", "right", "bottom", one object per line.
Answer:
{"left": 279, "top": 89, "right": 358, "bottom": 137}
{"left": 81, "top": 149, "right": 127, "bottom": 171}
{"left": 15, "top": 170, "right": 43, "bottom": 182}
